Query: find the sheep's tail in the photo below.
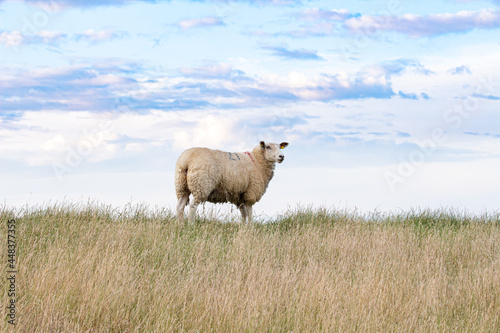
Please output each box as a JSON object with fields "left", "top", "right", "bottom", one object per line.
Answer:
{"left": 175, "top": 152, "right": 191, "bottom": 201}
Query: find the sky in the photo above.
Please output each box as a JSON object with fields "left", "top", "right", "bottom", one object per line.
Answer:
{"left": 1, "top": 0, "right": 500, "bottom": 217}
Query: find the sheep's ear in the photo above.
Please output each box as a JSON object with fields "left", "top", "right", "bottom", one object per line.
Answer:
{"left": 280, "top": 142, "right": 289, "bottom": 149}
{"left": 260, "top": 141, "right": 266, "bottom": 149}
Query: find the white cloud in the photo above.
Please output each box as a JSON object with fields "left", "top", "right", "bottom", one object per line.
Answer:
{"left": 298, "top": 8, "right": 352, "bottom": 21}
{"left": 76, "top": 29, "right": 128, "bottom": 42}
{"left": 42, "top": 134, "right": 67, "bottom": 152}
{"left": 73, "top": 73, "right": 133, "bottom": 86}
{"left": 344, "top": 8, "right": 500, "bottom": 37}
{"left": 177, "top": 17, "right": 224, "bottom": 30}
{"left": 172, "top": 114, "right": 237, "bottom": 149}
{"left": 0, "top": 30, "right": 66, "bottom": 46}
{"left": 33, "top": 30, "right": 66, "bottom": 43}
{"left": 0, "top": 111, "right": 118, "bottom": 166}
{"left": 0, "top": 31, "right": 24, "bottom": 46}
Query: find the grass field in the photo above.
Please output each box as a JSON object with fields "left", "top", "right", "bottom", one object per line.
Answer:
{"left": 1, "top": 203, "right": 499, "bottom": 332}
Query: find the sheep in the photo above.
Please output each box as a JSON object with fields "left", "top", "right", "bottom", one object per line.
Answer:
{"left": 175, "top": 141, "right": 289, "bottom": 223}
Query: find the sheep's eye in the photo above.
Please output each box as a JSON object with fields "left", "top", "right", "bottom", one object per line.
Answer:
{"left": 266, "top": 146, "right": 271, "bottom": 150}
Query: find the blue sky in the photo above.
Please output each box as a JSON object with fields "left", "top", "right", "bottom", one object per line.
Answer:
{"left": 1, "top": 0, "right": 500, "bottom": 216}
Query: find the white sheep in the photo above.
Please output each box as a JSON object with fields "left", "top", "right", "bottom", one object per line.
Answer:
{"left": 175, "top": 141, "right": 289, "bottom": 223}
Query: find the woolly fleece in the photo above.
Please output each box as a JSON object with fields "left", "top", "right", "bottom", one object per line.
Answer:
{"left": 175, "top": 141, "right": 288, "bottom": 222}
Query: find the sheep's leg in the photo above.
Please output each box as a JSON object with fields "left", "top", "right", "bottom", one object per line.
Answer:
{"left": 188, "top": 199, "right": 200, "bottom": 224}
{"left": 246, "top": 204, "right": 253, "bottom": 223}
{"left": 239, "top": 205, "right": 247, "bottom": 223}
{"left": 176, "top": 194, "right": 189, "bottom": 223}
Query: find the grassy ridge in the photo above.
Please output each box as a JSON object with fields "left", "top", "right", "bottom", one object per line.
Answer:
{"left": 1, "top": 204, "right": 500, "bottom": 332}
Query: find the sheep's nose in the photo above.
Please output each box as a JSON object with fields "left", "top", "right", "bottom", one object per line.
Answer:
{"left": 279, "top": 154, "right": 284, "bottom": 159}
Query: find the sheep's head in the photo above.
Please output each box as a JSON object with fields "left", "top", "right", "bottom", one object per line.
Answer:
{"left": 260, "top": 141, "right": 289, "bottom": 163}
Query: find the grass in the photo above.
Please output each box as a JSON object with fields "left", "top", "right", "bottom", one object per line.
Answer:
{"left": 1, "top": 203, "right": 499, "bottom": 332}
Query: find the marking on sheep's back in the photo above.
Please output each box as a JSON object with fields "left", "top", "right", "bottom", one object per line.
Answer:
{"left": 228, "top": 152, "right": 241, "bottom": 161}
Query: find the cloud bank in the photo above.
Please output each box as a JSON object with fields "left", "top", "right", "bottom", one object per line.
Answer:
{"left": 344, "top": 8, "right": 500, "bottom": 37}
{"left": 0, "top": 58, "right": 430, "bottom": 114}
{"left": 292, "top": 7, "right": 500, "bottom": 38}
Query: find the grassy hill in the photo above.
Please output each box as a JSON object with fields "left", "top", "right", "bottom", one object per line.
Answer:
{"left": 1, "top": 203, "right": 499, "bottom": 332}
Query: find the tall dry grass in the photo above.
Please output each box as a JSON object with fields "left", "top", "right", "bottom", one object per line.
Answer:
{"left": 1, "top": 204, "right": 499, "bottom": 332}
